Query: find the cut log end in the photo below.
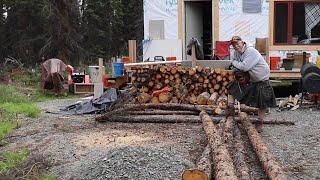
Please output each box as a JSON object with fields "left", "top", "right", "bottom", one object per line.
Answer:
{"left": 182, "top": 169, "right": 209, "bottom": 180}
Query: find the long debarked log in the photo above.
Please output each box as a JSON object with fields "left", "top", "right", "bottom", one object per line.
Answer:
{"left": 96, "top": 114, "right": 294, "bottom": 125}
{"left": 223, "top": 116, "right": 235, "bottom": 143}
{"left": 126, "top": 110, "right": 199, "bottom": 115}
{"left": 98, "top": 115, "right": 204, "bottom": 123}
{"left": 125, "top": 103, "right": 219, "bottom": 111}
{"left": 182, "top": 145, "right": 212, "bottom": 180}
{"left": 239, "top": 112, "right": 289, "bottom": 180}
{"left": 200, "top": 111, "right": 238, "bottom": 180}
{"left": 95, "top": 104, "right": 217, "bottom": 122}
{"left": 95, "top": 103, "right": 261, "bottom": 122}
{"left": 122, "top": 103, "right": 258, "bottom": 114}
{"left": 233, "top": 124, "right": 253, "bottom": 180}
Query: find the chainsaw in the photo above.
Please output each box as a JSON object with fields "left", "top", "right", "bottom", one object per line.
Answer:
{"left": 234, "top": 71, "right": 250, "bottom": 85}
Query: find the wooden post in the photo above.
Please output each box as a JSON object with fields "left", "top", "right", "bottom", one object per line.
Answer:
{"left": 94, "top": 58, "right": 104, "bottom": 99}
{"left": 192, "top": 44, "right": 197, "bottom": 67}
{"left": 129, "top": 40, "right": 137, "bottom": 63}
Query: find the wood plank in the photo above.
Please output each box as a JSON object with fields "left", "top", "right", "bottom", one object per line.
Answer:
{"left": 213, "top": 0, "right": 219, "bottom": 46}
{"left": 270, "top": 70, "right": 301, "bottom": 79}
{"left": 128, "top": 40, "right": 137, "bottom": 63}
{"left": 74, "top": 83, "right": 94, "bottom": 94}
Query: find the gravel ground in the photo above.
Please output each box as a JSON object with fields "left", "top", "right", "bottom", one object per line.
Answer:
{"left": 1, "top": 98, "right": 319, "bottom": 179}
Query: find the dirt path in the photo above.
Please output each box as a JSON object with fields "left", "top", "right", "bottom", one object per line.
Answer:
{"left": 1, "top": 99, "right": 319, "bottom": 179}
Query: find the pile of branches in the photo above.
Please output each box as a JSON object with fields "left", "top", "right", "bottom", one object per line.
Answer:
{"left": 96, "top": 103, "right": 293, "bottom": 179}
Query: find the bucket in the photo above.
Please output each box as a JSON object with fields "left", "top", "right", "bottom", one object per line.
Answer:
{"left": 270, "top": 57, "right": 280, "bottom": 70}
{"left": 88, "top": 66, "right": 105, "bottom": 83}
{"left": 282, "top": 58, "right": 294, "bottom": 70}
{"left": 113, "top": 62, "right": 124, "bottom": 77}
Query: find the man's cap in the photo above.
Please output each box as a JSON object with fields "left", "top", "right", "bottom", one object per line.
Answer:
{"left": 230, "top": 36, "right": 242, "bottom": 44}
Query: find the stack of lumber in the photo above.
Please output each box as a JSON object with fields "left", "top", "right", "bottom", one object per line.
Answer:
{"left": 130, "top": 65, "right": 234, "bottom": 105}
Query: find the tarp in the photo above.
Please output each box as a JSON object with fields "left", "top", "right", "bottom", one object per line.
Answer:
{"left": 53, "top": 88, "right": 118, "bottom": 115}
{"left": 219, "top": 0, "right": 269, "bottom": 44}
{"left": 144, "top": 0, "right": 178, "bottom": 40}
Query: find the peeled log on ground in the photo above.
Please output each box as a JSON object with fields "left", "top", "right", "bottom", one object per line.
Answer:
{"left": 182, "top": 145, "right": 212, "bottom": 180}
{"left": 239, "top": 112, "right": 289, "bottom": 180}
{"left": 233, "top": 124, "right": 253, "bottom": 180}
{"left": 222, "top": 116, "right": 235, "bottom": 143}
{"left": 200, "top": 111, "right": 238, "bottom": 180}
{"left": 101, "top": 115, "right": 203, "bottom": 123}
{"left": 126, "top": 110, "right": 199, "bottom": 115}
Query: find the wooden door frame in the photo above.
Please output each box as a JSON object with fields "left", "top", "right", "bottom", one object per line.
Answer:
{"left": 178, "top": 0, "right": 218, "bottom": 60}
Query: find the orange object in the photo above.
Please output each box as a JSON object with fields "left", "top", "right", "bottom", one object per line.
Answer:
{"left": 102, "top": 75, "right": 109, "bottom": 87}
{"left": 152, "top": 86, "right": 171, "bottom": 97}
{"left": 122, "top": 56, "right": 130, "bottom": 63}
{"left": 84, "top": 75, "right": 90, "bottom": 84}
{"left": 270, "top": 56, "right": 280, "bottom": 70}
{"left": 166, "top": 57, "right": 177, "bottom": 61}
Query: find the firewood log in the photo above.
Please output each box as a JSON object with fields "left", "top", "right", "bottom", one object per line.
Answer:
{"left": 171, "top": 67, "right": 178, "bottom": 74}
{"left": 151, "top": 96, "right": 160, "bottom": 104}
{"left": 171, "top": 96, "right": 179, "bottom": 103}
{"left": 182, "top": 145, "right": 212, "bottom": 180}
{"left": 207, "top": 92, "right": 219, "bottom": 105}
{"left": 137, "top": 92, "right": 151, "bottom": 103}
{"left": 197, "top": 92, "right": 210, "bottom": 105}
{"left": 239, "top": 112, "right": 289, "bottom": 180}
{"left": 159, "top": 92, "right": 172, "bottom": 103}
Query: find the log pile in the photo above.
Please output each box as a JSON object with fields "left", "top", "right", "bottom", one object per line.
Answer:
{"left": 96, "top": 99, "right": 290, "bottom": 179}
{"left": 130, "top": 65, "right": 233, "bottom": 105}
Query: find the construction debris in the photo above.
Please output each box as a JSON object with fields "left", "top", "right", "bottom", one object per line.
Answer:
{"left": 278, "top": 94, "right": 301, "bottom": 111}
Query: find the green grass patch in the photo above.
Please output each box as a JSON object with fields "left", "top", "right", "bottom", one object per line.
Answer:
{"left": 0, "top": 149, "right": 29, "bottom": 175}
{"left": 31, "top": 89, "right": 80, "bottom": 102}
{"left": 0, "top": 102, "right": 41, "bottom": 118}
{"left": 0, "top": 85, "right": 28, "bottom": 103}
{"left": 0, "top": 120, "right": 16, "bottom": 140}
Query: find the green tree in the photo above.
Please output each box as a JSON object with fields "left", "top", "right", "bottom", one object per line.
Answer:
{"left": 40, "top": 0, "right": 84, "bottom": 65}
{"left": 1, "top": 0, "right": 47, "bottom": 65}
{"left": 0, "top": 0, "right": 6, "bottom": 61}
{"left": 121, "top": 0, "right": 144, "bottom": 59}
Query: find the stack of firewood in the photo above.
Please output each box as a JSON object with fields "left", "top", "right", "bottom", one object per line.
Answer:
{"left": 130, "top": 65, "right": 234, "bottom": 105}
{"left": 278, "top": 94, "right": 301, "bottom": 111}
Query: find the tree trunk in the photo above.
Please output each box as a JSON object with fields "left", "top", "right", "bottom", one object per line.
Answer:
{"left": 239, "top": 112, "right": 289, "bottom": 180}
{"left": 200, "top": 111, "right": 238, "bottom": 180}
{"left": 233, "top": 124, "right": 253, "bottom": 180}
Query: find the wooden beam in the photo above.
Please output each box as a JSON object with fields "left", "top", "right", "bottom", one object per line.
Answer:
{"left": 192, "top": 44, "right": 197, "bottom": 67}
{"left": 270, "top": 70, "right": 301, "bottom": 79}
{"left": 213, "top": 0, "right": 219, "bottom": 48}
{"left": 128, "top": 40, "right": 137, "bottom": 63}
{"left": 269, "top": 45, "right": 320, "bottom": 51}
